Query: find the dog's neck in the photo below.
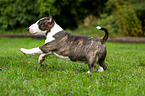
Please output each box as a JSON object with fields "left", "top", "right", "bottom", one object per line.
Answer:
{"left": 45, "top": 22, "right": 63, "bottom": 44}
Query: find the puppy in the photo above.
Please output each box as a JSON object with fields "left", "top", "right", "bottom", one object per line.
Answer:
{"left": 20, "top": 11, "right": 109, "bottom": 73}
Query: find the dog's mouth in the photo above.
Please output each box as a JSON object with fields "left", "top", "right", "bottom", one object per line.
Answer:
{"left": 32, "top": 32, "right": 38, "bottom": 35}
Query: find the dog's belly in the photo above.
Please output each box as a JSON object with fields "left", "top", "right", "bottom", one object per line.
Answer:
{"left": 53, "top": 52, "right": 87, "bottom": 63}
{"left": 69, "top": 55, "right": 88, "bottom": 63}
{"left": 53, "top": 52, "right": 70, "bottom": 61}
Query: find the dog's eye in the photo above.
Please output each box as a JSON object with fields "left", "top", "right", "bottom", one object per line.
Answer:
{"left": 38, "top": 22, "right": 42, "bottom": 25}
{"left": 39, "top": 23, "right": 48, "bottom": 31}
{"left": 38, "top": 21, "right": 45, "bottom": 25}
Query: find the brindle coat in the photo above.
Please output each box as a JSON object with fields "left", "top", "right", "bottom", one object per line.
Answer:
{"left": 22, "top": 11, "right": 109, "bottom": 73}
{"left": 40, "top": 31, "right": 107, "bottom": 71}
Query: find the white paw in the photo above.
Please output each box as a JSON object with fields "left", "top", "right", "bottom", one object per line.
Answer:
{"left": 20, "top": 48, "right": 27, "bottom": 54}
{"left": 98, "top": 66, "right": 104, "bottom": 72}
{"left": 86, "top": 70, "right": 91, "bottom": 74}
{"left": 20, "top": 48, "right": 34, "bottom": 55}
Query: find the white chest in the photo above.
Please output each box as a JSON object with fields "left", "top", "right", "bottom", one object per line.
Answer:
{"left": 45, "top": 23, "right": 63, "bottom": 44}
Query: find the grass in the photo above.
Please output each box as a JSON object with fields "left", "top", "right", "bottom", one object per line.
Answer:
{"left": 0, "top": 28, "right": 28, "bottom": 34}
{"left": 0, "top": 37, "right": 145, "bottom": 96}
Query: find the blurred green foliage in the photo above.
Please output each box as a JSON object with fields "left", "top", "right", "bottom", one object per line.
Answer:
{"left": 0, "top": 0, "right": 55, "bottom": 30}
{"left": 0, "top": 0, "right": 36, "bottom": 29}
{"left": 0, "top": 0, "right": 107, "bottom": 30}
{"left": 53, "top": 0, "right": 107, "bottom": 29}
{"left": 0, "top": 0, "right": 144, "bottom": 37}
{"left": 105, "top": 0, "right": 143, "bottom": 36}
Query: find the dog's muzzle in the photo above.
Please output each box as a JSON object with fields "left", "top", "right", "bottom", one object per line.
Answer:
{"left": 28, "top": 23, "right": 47, "bottom": 35}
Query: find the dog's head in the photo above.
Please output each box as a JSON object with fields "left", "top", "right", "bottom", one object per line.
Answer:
{"left": 28, "top": 11, "right": 54, "bottom": 35}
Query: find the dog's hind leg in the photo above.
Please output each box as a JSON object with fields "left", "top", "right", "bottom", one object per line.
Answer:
{"left": 87, "top": 57, "right": 98, "bottom": 74}
{"left": 98, "top": 60, "right": 107, "bottom": 72}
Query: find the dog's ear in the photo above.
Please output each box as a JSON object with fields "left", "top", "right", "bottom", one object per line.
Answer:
{"left": 48, "top": 11, "right": 52, "bottom": 22}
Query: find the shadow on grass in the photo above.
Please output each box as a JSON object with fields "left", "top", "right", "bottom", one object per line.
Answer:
{"left": 35, "top": 63, "right": 89, "bottom": 73}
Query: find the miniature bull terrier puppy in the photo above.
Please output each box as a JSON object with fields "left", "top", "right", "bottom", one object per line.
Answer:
{"left": 20, "top": 11, "right": 109, "bottom": 73}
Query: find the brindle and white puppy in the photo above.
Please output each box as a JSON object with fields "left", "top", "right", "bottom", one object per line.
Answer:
{"left": 20, "top": 11, "right": 109, "bottom": 73}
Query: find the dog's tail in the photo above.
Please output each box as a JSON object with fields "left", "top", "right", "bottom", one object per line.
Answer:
{"left": 96, "top": 26, "right": 109, "bottom": 44}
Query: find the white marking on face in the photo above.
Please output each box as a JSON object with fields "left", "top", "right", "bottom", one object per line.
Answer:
{"left": 98, "top": 66, "right": 104, "bottom": 72}
{"left": 29, "top": 17, "right": 63, "bottom": 42}
{"left": 29, "top": 23, "right": 47, "bottom": 35}
{"left": 29, "top": 18, "right": 48, "bottom": 35}
{"left": 45, "top": 22, "right": 63, "bottom": 44}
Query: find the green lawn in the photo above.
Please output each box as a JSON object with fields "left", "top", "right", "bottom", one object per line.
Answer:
{"left": 0, "top": 37, "right": 145, "bottom": 96}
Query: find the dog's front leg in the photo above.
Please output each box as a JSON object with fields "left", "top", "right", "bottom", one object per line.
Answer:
{"left": 38, "top": 52, "right": 52, "bottom": 64}
{"left": 20, "top": 47, "right": 43, "bottom": 55}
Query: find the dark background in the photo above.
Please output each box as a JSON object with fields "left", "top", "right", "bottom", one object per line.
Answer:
{"left": 0, "top": 0, "right": 145, "bottom": 36}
